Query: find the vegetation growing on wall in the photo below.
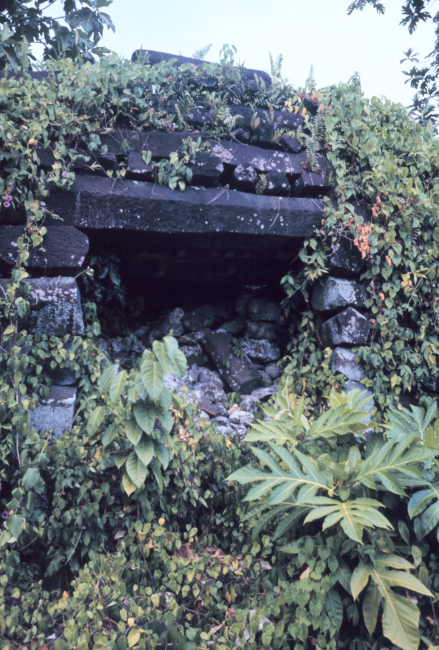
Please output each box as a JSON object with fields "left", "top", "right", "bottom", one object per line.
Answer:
{"left": 2, "top": 47, "right": 439, "bottom": 650}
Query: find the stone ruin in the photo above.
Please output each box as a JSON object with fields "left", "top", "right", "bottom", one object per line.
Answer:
{"left": 0, "top": 50, "right": 374, "bottom": 437}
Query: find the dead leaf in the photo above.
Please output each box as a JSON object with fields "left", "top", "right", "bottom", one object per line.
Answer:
{"left": 379, "top": 293, "right": 385, "bottom": 301}
{"left": 226, "top": 608, "right": 236, "bottom": 620}
{"left": 62, "top": 591, "right": 69, "bottom": 600}
{"left": 228, "top": 405, "right": 240, "bottom": 414}
{"left": 114, "top": 531, "right": 125, "bottom": 539}
{"left": 225, "top": 591, "right": 232, "bottom": 604}
{"left": 426, "top": 616, "right": 435, "bottom": 625}
{"left": 385, "top": 255, "right": 392, "bottom": 266}
{"left": 210, "top": 623, "right": 224, "bottom": 635}
{"left": 128, "top": 617, "right": 135, "bottom": 627}
{"left": 231, "top": 560, "right": 239, "bottom": 570}
{"left": 158, "top": 518, "right": 165, "bottom": 526}
{"left": 300, "top": 566, "right": 312, "bottom": 580}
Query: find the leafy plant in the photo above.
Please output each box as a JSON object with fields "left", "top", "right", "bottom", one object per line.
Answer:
{"left": 228, "top": 385, "right": 439, "bottom": 650}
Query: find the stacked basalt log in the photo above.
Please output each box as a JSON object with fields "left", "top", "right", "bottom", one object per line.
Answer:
{"left": 0, "top": 49, "right": 366, "bottom": 437}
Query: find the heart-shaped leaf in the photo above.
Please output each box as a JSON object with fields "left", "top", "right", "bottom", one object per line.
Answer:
{"left": 140, "top": 356, "right": 163, "bottom": 400}
{"left": 126, "top": 451, "right": 147, "bottom": 489}
{"left": 135, "top": 435, "right": 154, "bottom": 466}
{"left": 133, "top": 401, "right": 155, "bottom": 434}
{"left": 125, "top": 418, "right": 143, "bottom": 446}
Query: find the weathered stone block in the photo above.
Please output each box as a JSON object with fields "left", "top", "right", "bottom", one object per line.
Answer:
{"left": 98, "top": 130, "right": 306, "bottom": 179}
{"left": 281, "top": 135, "right": 303, "bottom": 154}
{"left": 331, "top": 347, "right": 365, "bottom": 381}
{"left": 319, "top": 307, "right": 370, "bottom": 347}
{"left": 131, "top": 49, "right": 273, "bottom": 87}
{"left": 30, "top": 386, "right": 77, "bottom": 438}
{"left": 312, "top": 277, "right": 367, "bottom": 312}
{"left": 295, "top": 172, "right": 330, "bottom": 197}
{"left": 0, "top": 226, "right": 89, "bottom": 273}
{"left": 232, "top": 165, "right": 258, "bottom": 192}
{"left": 188, "top": 152, "right": 224, "bottom": 186}
{"left": 126, "top": 152, "right": 155, "bottom": 181}
{"left": 247, "top": 298, "right": 283, "bottom": 323}
{"left": 246, "top": 321, "right": 285, "bottom": 342}
{"left": 240, "top": 339, "right": 281, "bottom": 363}
{"left": 44, "top": 176, "right": 326, "bottom": 240}
{"left": 263, "top": 172, "right": 290, "bottom": 196}
{"left": 0, "top": 277, "right": 84, "bottom": 336}
{"left": 329, "top": 235, "right": 365, "bottom": 275}
{"left": 202, "top": 330, "right": 263, "bottom": 394}
{"left": 182, "top": 305, "right": 229, "bottom": 332}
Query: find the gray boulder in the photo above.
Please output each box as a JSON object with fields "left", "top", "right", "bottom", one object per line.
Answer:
{"left": 232, "top": 164, "right": 258, "bottom": 192}
{"left": 319, "top": 308, "right": 370, "bottom": 348}
{"left": 331, "top": 347, "right": 365, "bottom": 381}
{"left": 312, "top": 277, "right": 367, "bottom": 312}
{"left": 182, "top": 305, "right": 229, "bottom": 332}
{"left": 247, "top": 298, "right": 283, "bottom": 323}
{"left": 329, "top": 235, "right": 365, "bottom": 275}
{"left": 203, "top": 330, "right": 263, "bottom": 394}
{"left": 246, "top": 321, "right": 285, "bottom": 342}
{"left": 240, "top": 339, "right": 280, "bottom": 364}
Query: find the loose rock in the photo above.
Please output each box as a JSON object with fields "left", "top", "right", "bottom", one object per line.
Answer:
{"left": 240, "top": 339, "right": 280, "bottom": 364}
{"left": 331, "top": 347, "right": 365, "bottom": 381}
{"left": 319, "top": 307, "right": 370, "bottom": 347}
{"left": 247, "top": 298, "right": 283, "bottom": 323}
{"left": 182, "top": 305, "right": 229, "bottom": 332}
{"left": 203, "top": 330, "right": 263, "bottom": 394}
{"left": 311, "top": 277, "right": 367, "bottom": 312}
{"left": 30, "top": 386, "right": 77, "bottom": 438}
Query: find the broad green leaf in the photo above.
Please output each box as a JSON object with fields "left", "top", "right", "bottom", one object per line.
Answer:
{"left": 125, "top": 418, "right": 143, "bottom": 446}
{"left": 150, "top": 458, "right": 163, "bottom": 493}
{"left": 408, "top": 484, "right": 439, "bottom": 538}
{"left": 351, "top": 562, "right": 371, "bottom": 600}
{"left": 114, "top": 453, "right": 127, "bottom": 469}
{"left": 122, "top": 473, "right": 136, "bottom": 496}
{"left": 140, "top": 356, "right": 163, "bottom": 400}
{"left": 153, "top": 439, "right": 169, "bottom": 470}
{"left": 135, "top": 435, "right": 154, "bottom": 466}
{"left": 324, "top": 588, "right": 343, "bottom": 631}
{"left": 155, "top": 404, "right": 173, "bottom": 434}
{"left": 5, "top": 515, "right": 26, "bottom": 539}
{"left": 109, "top": 370, "right": 127, "bottom": 403}
{"left": 133, "top": 401, "right": 155, "bottom": 434}
{"left": 153, "top": 340, "right": 174, "bottom": 374}
{"left": 381, "top": 592, "right": 420, "bottom": 650}
{"left": 98, "top": 364, "right": 118, "bottom": 393}
{"left": 335, "top": 559, "right": 352, "bottom": 595}
{"left": 128, "top": 629, "right": 141, "bottom": 648}
{"left": 22, "top": 467, "right": 41, "bottom": 491}
{"left": 170, "top": 349, "right": 187, "bottom": 377}
{"left": 362, "top": 582, "right": 381, "bottom": 636}
{"left": 87, "top": 405, "right": 106, "bottom": 437}
{"left": 126, "top": 451, "right": 147, "bottom": 489}
{"left": 134, "top": 373, "right": 147, "bottom": 400}
{"left": 102, "top": 425, "right": 118, "bottom": 447}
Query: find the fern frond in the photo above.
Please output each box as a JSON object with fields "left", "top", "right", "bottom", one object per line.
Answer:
{"left": 192, "top": 44, "right": 212, "bottom": 60}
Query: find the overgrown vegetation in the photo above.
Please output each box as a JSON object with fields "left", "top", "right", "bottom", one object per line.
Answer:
{"left": 2, "top": 45, "right": 439, "bottom": 650}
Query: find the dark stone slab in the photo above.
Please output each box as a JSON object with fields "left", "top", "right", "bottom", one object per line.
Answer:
{"left": 311, "top": 277, "right": 367, "bottom": 312}
{"left": 131, "top": 49, "right": 272, "bottom": 87}
{"left": 240, "top": 339, "right": 281, "bottom": 364}
{"left": 303, "top": 97, "right": 319, "bottom": 115}
{"left": 188, "top": 152, "right": 224, "bottom": 186}
{"left": 182, "top": 305, "right": 229, "bottom": 332}
{"left": 246, "top": 321, "right": 285, "bottom": 342}
{"left": 232, "top": 165, "right": 258, "bottom": 192}
{"left": 44, "top": 175, "right": 325, "bottom": 239}
{"left": 263, "top": 171, "right": 290, "bottom": 196}
{"left": 126, "top": 152, "right": 155, "bottom": 181}
{"left": 319, "top": 307, "right": 370, "bottom": 348}
{"left": 281, "top": 135, "right": 304, "bottom": 154}
{"left": 0, "top": 226, "right": 89, "bottom": 273}
{"left": 230, "top": 128, "right": 250, "bottom": 144}
{"left": 36, "top": 145, "right": 55, "bottom": 168}
{"left": 99, "top": 129, "right": 307, "bottom": 178}
{"left": 203, "top": 330, "right": 263, "bottom": 393}
{"left": 295, "top": 172, "right": 330, "bottom": 197}
{"left": 247, "top": 298, "right": 283, "bottom": 323}
{"left": 0, "top": 277, "right": 84, "bottom": 336}
{"left": 329, "top": 234, "right": 365, "bottom": 275}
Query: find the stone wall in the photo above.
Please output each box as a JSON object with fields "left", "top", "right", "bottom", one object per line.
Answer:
{"left": 0, "top": 50, "right": 376, "bottom": 436}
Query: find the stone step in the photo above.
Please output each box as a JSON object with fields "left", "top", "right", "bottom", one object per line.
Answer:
{"left": 30, "top": 385, "right": 77, "bottom": 438}
{"left": 0, "top": 226, "right": 89, "bottom": 273}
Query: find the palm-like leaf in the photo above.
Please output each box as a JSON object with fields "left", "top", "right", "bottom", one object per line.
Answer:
{"left": 350, "top": 433, "right": 435, "bottom": 495}
{"left": 304, "top": 496, "right": 392, "bottom": 543}
{"left": 408, "top": 482, "right": 439, "bottom": 538}
{"left": 351, "top": 555, "right": 432, "bottom": 650}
